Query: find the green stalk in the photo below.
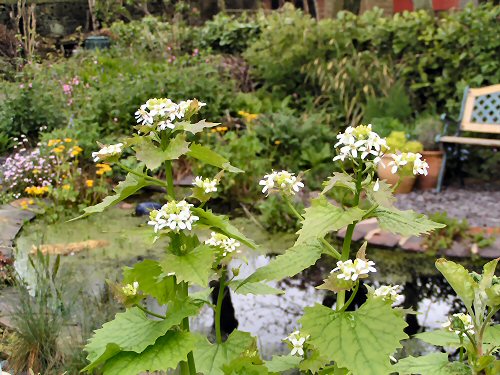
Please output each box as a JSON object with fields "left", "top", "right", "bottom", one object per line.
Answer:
{"left": 339, "top": 282, "right": 359, "bottom": 313}
{"left": 336, "top": 169, "right": 363, "bottom": 311}
{"left": 117, "top": 162, "right": 169, "bottom": 188}
{"left": 134, "top": 304, "right": 167, "bottom": 320}
{"left": 476, "top": 306, "right": 499, "bottom": 357}
{"left": 164, "top": 160, "right": 175, "bottom": 199}
{"left": 215, "top": 268, "right": 227, "bottom": 344}
{"left": 283, "top": 195, "right": 340, "bottom": 259}
{"left": 179, "top": 281, "right": 196, "bottom": 375}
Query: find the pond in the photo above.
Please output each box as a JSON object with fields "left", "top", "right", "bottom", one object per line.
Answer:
{"left": 14, "top": 205, "right": 491, "bottom": 359}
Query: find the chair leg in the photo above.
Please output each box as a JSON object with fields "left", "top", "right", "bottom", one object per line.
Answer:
{"left": 437, "top": 145, "right": 448, "bottom": 193}
{"left": 456, "top": 145, "right": 464, "bottom": 187}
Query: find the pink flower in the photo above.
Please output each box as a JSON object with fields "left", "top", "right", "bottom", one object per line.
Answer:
{"left": 19, "top": 84, "right": 25, "bottom": 89}
{"left": 63, "top": 84, "right": 72, "bottom": 95}
{"left": 28, "top": 83, "right": 32, "bottom": 88}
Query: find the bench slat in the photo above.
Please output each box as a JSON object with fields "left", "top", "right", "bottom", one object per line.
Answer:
{"left": 440, "top": 136, "right": 500, "bottom": 147}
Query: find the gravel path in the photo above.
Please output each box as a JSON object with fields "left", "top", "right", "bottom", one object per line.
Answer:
{"left": 395, "top": 186, "right": 500, "bottom": 228}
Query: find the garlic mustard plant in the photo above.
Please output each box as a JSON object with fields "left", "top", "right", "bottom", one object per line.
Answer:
{"left": 75, "top": 98, "right": 269, "bottom": 375}
{"left": 249, "top": 123, "right": 444, "bottom": 374}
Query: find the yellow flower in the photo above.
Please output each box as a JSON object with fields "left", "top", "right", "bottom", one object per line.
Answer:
{"left": 238, "top": 110, "right": 258, "bottom": 123}
{"left": 64, "top": 138, "right": 73, "bottom": 143}
{"left": 62, "top": 184, "right": 70, "bottom": 190}
{"left": 25, "top": 186, "right": 49, "bottom": 196}
{"left": 86, "top": 179, "right": 94, "bottom": 188}
{"left": 70, "top": 145, "right": 83, "bottom": 157}
{"left": 96, "top": 163, "right": 112, "bottom": 176}
{"left": 48, "top": 139, "right": 62, "bottom": 147}
{"left": 28, "top": 199, "right": 34, "bottom": 204}
{"left": 274, "top": 140, "right": 281, "bottom": 145}
{"left": 33, "top": 169, "right": 40, "bottom": 175}
{"left": 52, "top": 145, "right": 65, "bottom": 153}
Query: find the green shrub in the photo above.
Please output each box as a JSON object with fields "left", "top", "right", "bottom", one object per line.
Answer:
{"left": 198, "top": 13, "right": 260, "bottom": 54}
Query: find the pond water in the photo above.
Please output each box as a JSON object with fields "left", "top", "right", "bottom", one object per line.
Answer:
{"left": 14, "top": 206, "right": 491, "bottom": 359}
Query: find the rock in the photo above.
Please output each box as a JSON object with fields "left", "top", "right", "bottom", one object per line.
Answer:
{"left": 135, "top": 202, "right": 163, "bottom": 216}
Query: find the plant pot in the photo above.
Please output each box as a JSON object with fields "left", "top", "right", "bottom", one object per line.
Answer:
{"left": 416, "top": 150, "right": 444, "bottom": 190}
{"left": 377, "top": 155, "right": 416, "bottom": 194}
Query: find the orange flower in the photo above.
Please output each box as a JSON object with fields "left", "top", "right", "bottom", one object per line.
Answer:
{"left": 96, "top": 163, "right": 112, "bottom": 176}
{"left": 86, "top": 179, "right": 94, "bottom": 188}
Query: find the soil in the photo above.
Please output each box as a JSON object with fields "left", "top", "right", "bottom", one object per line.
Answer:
{"left": 395, "top": 185, "right": 500, "bottom": 228}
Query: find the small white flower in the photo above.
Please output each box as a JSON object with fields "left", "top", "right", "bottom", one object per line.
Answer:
{"left": 373, "top": 285, "right": 402, "bottom": 303}
{"left": 147, "top": 200, "right": 199, "bottom": 233}
{"left": 122, "top": 281, "right": 139, "bottom": 296}
{"left": 332, "top": 258, "right": 376, "bottom": 281}
{"left": 193, "top": 176, "right": 218, "bottom": 194}
{"left": 259, "top": 170, "right": 304, "bottom": 196}
{"left": 284, "top": 330, "right": 309, "bottom": 357}
{"left": 388, "top": 152, "right": 429, "bottom": 176}
{"left": 442, "top": 313, "right": 475, "bottom": 337}
{"left": 205, "top": 232, "right": 241, "bottom": 257}
{"left": 333, "top": 124, "right": 387, "bottom": 165}
{"left": 92, "top": 143, "right": 123, "bottom": 162}
{"left": 373, "top": 178, "right": 380, "bottom": 192}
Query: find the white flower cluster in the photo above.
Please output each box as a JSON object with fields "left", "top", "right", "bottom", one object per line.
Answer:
{"left": 92, "top": 143, "right": 124, "bottom": 162}
{"left": 333, "top": 124, "right": 387, "bottom": 164}
{"left": 332, "top": 258, "right": 376, "bottom": 281}
{"left": 147, "top": 200, "right": 199, "bottom": 233}
{"left": 285, "top": 330, "right": 309, "bottom": 357}
{"left": 388, "top": 152, "right": 429, "bottom": 176}
{"left": 122, "top": 281, "right": 139, "bottom": 296}
{"left": 442, "top": 313, "right": 475, "bottom": 337}
{"left": 373, "top": 284, "right": 402, "bottom": 303}
{"left": 259, "top": 170, "right": 304, "bottom": 196}
{"left": 134, "top": 98, "right": 206, "bottom": 132}
{"left": 205, "top": 232, "right": 241, "bottom": 257}
{"left": 193, "top": 176, "right": 218, "bottom": 194}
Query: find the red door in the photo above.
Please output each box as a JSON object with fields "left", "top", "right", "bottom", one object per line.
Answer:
{"left": 393, "top": 0, "right": 414, "bottom": 13}
{"left": 432, "top": 0, "right": 459, "bottom": 10}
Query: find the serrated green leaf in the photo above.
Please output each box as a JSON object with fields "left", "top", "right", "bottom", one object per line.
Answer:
{"left": 375, "top": 207, "right": 445, "bottom": 237}
{"left": 179, "top": 119, "right": 219, "bottom": 134}
{"left": 134, "top": 133, "right": 190, "bottom": 170}
{"left": 122, "top": 260, "right": 176, "bottom": 305}
{"left": 229, "top": 280, "right": 284, "bottom": 295}
{"left": 223, "top": 357, "right": 272, "bottom": 375}
{"left": 194, "top": 330, "right": 255, "bottom": 375}
{"left": 243, "top": 240, "right": 323, "bottom": 284}
{"left": 84, "top": 301, "right": 200, "bottom": 371}
{"left": 161, "top": 244, "right": 214, "bottom": 287}
{"left": 366, "top": 180, "right": 396, "bottom": 208}
{"left": 481, "top": 258, "right": 500, "bottom": 307}
{"left": 392, "top": 353, "right": 471, "bottom": 375}
{"left": 188, "top": 143, "right": 243, "bottom": 173}
{"left": 435, "top": 258, "right": 477, "bottom": 308}
{"left": 322, "top": 172, "right": 356, "bottom": 194}
{"left": 193, "top": 208, "right": 257, "bottom": 249}
{"left": 297, "top": 198, "right": 365, "bottom": 244}
{"left": 300, "top": 298, "right": 408, "bottom": 375}
{"left": 484, "top": 325, "right": 500, "bottom": 352}
{"left": 71, "top": 172, "right": 148, "bottom": 221}
{"left": 265, "top": 355, "right": 301, "bottom": 372}
{"left": 414, "top": 330, "right": 462, "bottom": 348}
{"left": 102, "top": 331, "right": 197, "bottom": 375}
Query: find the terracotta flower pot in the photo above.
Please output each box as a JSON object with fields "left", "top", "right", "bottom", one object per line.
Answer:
{"left": 377, "top": 155, "right": 416, "bottom": 194}
{"left": 417, "top": 150, "right": 444, "bottom": 190}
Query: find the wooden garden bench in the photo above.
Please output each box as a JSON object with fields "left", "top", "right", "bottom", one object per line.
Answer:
{"left": 437, "top": 84, "right": 500, "bottom": 192}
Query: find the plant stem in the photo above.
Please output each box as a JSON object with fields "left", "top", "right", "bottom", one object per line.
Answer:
{"left": 117, "top": 162, "right": 168, "bottom": 188}
{"left": 337, "top": 169, "right": 363, "bottom": 311}
{"left": 134, "top": 304, "right": 167, "bottom": 320}
{"left": 164, "top": 160, "right": 175, "bottom": 199}
{"left": 178, "top": 281, "right": 196, "bottom": 375}
{"left": 283, "top": 195, "right": 340, "bottom": 259}
{"left": 477, "top": 306, "right": 499, "bottom": 357}
{"left": 215, "top": 268, "right": 227, "bottom": 344}
{"left": 339, "top": 282, "right": 359, "bottom": 313}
